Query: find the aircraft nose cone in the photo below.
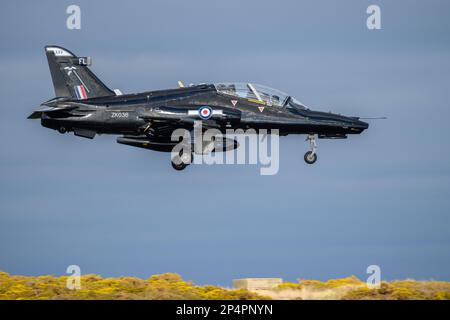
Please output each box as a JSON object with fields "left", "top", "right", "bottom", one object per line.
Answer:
{"left": 356, "top": 119, "right": 369, "bottom": 129}
{"left": 349, "top": 119, "right": 369, "bottom": 133}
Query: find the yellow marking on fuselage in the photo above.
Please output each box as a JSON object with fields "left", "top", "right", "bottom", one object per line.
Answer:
{"left": 247, "top": 98, "right": 266, "bottom": 105}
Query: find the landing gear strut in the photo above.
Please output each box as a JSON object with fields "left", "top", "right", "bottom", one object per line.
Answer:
{"left": 304, "top": 134, "right": 318, "bottom": 164}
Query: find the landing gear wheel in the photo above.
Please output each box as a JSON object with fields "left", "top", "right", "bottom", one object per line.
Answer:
{"left": 58, "top": 127, "right": 67, "bottom": 134}
{"left": 304, "top": 151, "right": 317, "bottom": 164}
{"left": 304, "top": 134, "right": 318, "bottom": 165}
{"left": 171, "top": 157, "right": 188, "bottom": 171}
{"left": 171, "top": 151, "right": 193, "bottom": 171}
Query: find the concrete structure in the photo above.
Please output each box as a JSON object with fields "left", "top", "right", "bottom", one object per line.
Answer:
{"left": 233, "top": 278, "right": 283, "bottom": 290}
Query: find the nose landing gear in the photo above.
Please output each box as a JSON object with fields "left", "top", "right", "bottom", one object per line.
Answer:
{"left": 304, "top": 134, "right": 318, "bottom": 164}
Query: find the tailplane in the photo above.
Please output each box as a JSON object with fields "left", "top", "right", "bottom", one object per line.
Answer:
{"left": 45, "top": 45, "right": 115, "bottom": 99}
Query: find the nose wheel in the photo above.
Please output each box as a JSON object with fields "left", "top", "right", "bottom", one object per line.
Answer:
{"left": 304, "top": 134, "right": 318, "bottom": 164}
{"left": 304, "top": 151, "right": 317, "bottom": 164}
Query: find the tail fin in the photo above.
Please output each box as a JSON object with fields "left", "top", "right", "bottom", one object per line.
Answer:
{"left": 45, "top": 45, "right": 115, "bottom": 99}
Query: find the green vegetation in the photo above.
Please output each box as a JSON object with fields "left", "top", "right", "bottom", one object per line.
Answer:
{"left": 0, "top": 271, "right": 449, "bottom": 300}
{"left": 0, "top": 271, "right": 268, "bottom": 300}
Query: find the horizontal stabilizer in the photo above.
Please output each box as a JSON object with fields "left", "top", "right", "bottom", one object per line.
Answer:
{"left": 28, "top": 111, "right": 44, "bottom": 119}
{"left": 27, "top": 105, "right": 77, "bottom": 119}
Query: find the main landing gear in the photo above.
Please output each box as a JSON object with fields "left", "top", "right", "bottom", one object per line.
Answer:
{"left": 171, "top": 151, "right": 193, "bottom": 171}
{"left": 304, "top": 134, "right": 318, "bottom": 164}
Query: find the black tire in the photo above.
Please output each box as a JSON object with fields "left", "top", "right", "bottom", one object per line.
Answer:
{"left": 304, "top": 151, "right": 317, "bottom": 164}
{"left": 171, "top": 156, "right": 187, "bottom": 171}
{"left": 58, "top": 127, "right": 67, "bottom": 134}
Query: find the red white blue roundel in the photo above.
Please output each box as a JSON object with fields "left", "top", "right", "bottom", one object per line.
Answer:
{"left": 198, "top": 106, "right": 212, "bottom": 120}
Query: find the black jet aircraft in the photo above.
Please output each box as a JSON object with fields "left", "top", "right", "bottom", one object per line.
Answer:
{"left": 28, "top": 46, "right": 369, "bottom": 170}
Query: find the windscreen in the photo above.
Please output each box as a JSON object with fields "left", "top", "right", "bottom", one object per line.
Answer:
{"left": 215, "top": 83, "right": 290, "bottom": 107}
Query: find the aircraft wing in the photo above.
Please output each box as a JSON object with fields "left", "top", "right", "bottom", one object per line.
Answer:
{"left": 117, "top": 134, "right": 239, "bottom": 153}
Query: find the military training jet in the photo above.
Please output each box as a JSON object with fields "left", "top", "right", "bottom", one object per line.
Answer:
{"left": 28, "top": 46, "right": 369, "bottom": 170}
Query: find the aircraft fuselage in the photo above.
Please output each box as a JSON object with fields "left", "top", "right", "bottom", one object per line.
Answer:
{"left": 38, "top": 84, "right": 368, "bottom": 139}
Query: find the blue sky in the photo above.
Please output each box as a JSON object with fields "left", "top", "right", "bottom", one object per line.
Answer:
{"left": 0, "top": 0, "right": 449, "bottom": 286}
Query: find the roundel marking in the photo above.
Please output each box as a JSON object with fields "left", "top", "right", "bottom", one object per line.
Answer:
{"left": 198, "top": 106, "right": 213, "bottom": 120}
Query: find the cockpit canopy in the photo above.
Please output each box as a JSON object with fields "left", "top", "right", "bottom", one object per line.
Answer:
{"left": 214, "top": 82, "right": 308, "bottom": 110}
